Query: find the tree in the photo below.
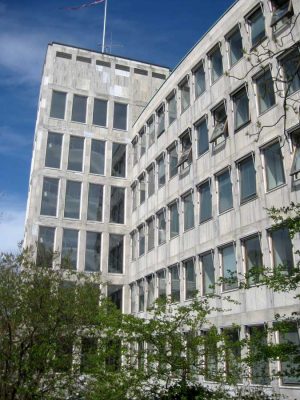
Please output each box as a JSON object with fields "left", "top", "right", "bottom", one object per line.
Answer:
{"left": 0, "top": 248, "right": 281, "bottom": 400}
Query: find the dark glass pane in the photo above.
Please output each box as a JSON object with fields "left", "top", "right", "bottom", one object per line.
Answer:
{"left": 45, "top": 132, "right": 62, "bottom": 168}
{"left": 93, "top": 98, "right": 107, "bottom": 126}
{"left": 50, "top": 91, "right": 66, "bottom": 119}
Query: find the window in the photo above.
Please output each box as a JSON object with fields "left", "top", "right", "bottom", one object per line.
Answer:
{"left": 147, "top": 275, "right": 155, "bottom": 309}
{"left": 168, "top": 145, "right": 178, "bottom": 178}
{"left": 50, "top": 91, "right": 66, "bottom": 119}
{"left": 148, "top": 117, "right": 155, "bottom": 147}
{"left": 168, "top": 93, "right": 177, "bottom": 125}
{"left": 138, "top": 280, "right": 145, "bottom": 312}
{"left": 131, "top": 231, "right": 137, "bottom": 260}
{"left": 233, "top": 86, "right": 250, "bottom": 130}
{"left": 139, "top": 174, "right": 146, "bottom": 204}
{"left": 201, "top": 252, "right": 215, "bottom": 295}
{"left": 148, "top": 165, "right": 155, "bottom": 197}
{"left": 157, "top": 210, "right": 166, "bottom": 245}
{"left": 243, "top": 235, "right": 263, "bottom": 285}
{"left": 85, "top": 232, "right": 101, "bottom": 272}
{"left": 87, "top": 183, "right": 103, "bottom": 221}
{"left": 71, "top": 95, "right": 87, "bottom": 123}
{"left": 111, "top": 143, "right": 126, "bottom": 177}
{"left": 199, "top": 180, "right": 212, "bottom": 223}
{"left": 140, "top": 127, "right": 146, "bottom": 156}
{"left": 113, "top": 102, "right": 127, "bottom": 130}
{"left": 278, "top": 322, "right": 300, "bottom": 385}
{"left": 132, "top": 184, "right": 137, "bottom": 211}
{"left": 130, "top": 284, "right": 136, "bottom": 313}
{"left": 157, "top": 270, "right": 166, "bottom": 299}
{"left": 263, "top": 141, "right": 285, "bottom": 190}
{"left": 180, "top": 78, "right": 190, "bottom": 113}
{"left": 210, "top": 46, "right": 223, "bottom": 83}
{"left": 54, "top": 336, "right": 73, "bottom": 372}
{"left": 227, "top": 28, "right": 243, "bottom": 67}
{"left": 247, "top": 7, "right": 266, "bottom": 47}
{"left": 220, "top": 243, "right": 237, "bottom": 291}
{"left": 67, "top": 136, "right": 84, "bottom": 172}
{"left": 132, "top": 138, "right": 138, "bottom": 166}
{"left": 281, "top": 48, "right": 300, "bottom": 95}
{"left": 270, "top": 0, "right": 294, "bottom": 29}
{"left": 271, "top": 228, "right": 294, "bottom": 273}
{"left": 37, "top": 226, "right": 55, "bottom": 267}
{"left": 90, "top": 139, "right": 105, "bottom": 175}
{"left": 178, "top": 131, "right": 192, "bottom": 170}
{"left": 210, "top": 102, "right": 228, "bottom": 145}
{"left": 157, "top": 105, "right": 165, "bottom": 136}
{"left": 196, "top": 118, "right": 209, "bottom": 156}
{"left": 40, "top": 177, "right": 59, "bottom": 216}
{"left": 194, "top": 63, "right": 206, "bottom": 97}
{"left": 45, "top": 132, "right": 62, "bottom": 168}
{"left": 238, "top": 155, "right": 256, "bottom": 203}
{"left": 110, "top": 186, "right": 125, "bottom": 224}
{"left": 248, "top": 325, "right": 270, "bottom": 385}
{"left": 108, "top": 234, "right": 123, "bottom": 273}
{"left": 61, "top": 229, "right": 78, "bottom": 270}
{"left": 169, "top": 201, "right": 179, "bottom": 238}
{"left": 183, "top": 192, "right": 194, "bottom": 231}
{"left": 255, "top": 69, "right": 276, "bottom": 114}
{"left": 290, "top": 128, "right": 300, "bottom": 177}
{"left": 139, "top": 225, "right": 145, "bottom": 256}
{"left": 224, "top": 328, "right": 241, "bottom": 380}
{"left": 108, "top": 285, "right": 123, "bottom": 310}
{"left": 157, "top": 156, "right": 165, "bottom": 188}
{"left": 147, "top": 218, "right": 155, "bottom": 251}
{"left": 93, "top": 98, "right": 107, "bottom": 126}
{"left": 64, "top": 180, "right": 81, "bottom": 219}
{"left": 217, "top": 169, "right": 233, "bottom": 213}
{"left": 170, "top": 265, "right": 180, "bottom": 302}
{"left": 185, "top": 259, "right": 196, "bottom": 299}
{"left": 80, "top": 337, "right": 98, "bottom": 374}
{"left": 203, "top": 328, "right": 218, "bottom": 380}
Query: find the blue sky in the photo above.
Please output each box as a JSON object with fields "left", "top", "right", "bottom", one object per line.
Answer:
{"left": 0, "top": 0, "right": 235, "bottom": 252}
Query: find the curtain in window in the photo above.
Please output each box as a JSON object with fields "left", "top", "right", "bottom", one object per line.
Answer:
{"left": 264, "top": 142, "right": 285, "bottom": 190}
{"left": 222, "top": 245, "right": 237, "bottom": 290}
{"left": 185, "top": 260, "right": 196, "bottom": 299}
{"left": 200, "top": 181, "right": 212, "bottom": 222}
{"left": 272, "top": 228, "right": 294, "bottom": 272}
{"left": 202, "top": 253, "right": 215, "bottom": 294}
{"left": 184, "top": 193, "right": 194, "bottom": 230}
{"left": 240, "top": 157, "right": 256, "bottom": 201}
{"left": 218, "top": 170, "right": 233, "bottom": 213}
{"left": 171, "top": 265, "right": 180, "bottom": 302}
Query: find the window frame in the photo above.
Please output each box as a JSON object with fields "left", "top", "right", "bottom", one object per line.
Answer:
{"left": 226, "top": 26, "right": 243, "bottom": 68}
{"left": 167, "top": 91, "right": 177, "bottom": 126}
{"left": 198, "top": 179, "right": 212, "bottom": 224}
{"left": 216, "top": 168, "right": 233, "bottom": 214}
{"left": 182, "top": 191, "right": 194, "bottom": 231}
{"left": 254, "top": 68, "right": 276, "bottom": 115}
{"left": 179, "top": 77, "right": 190, "bottom": 114}
{"left": 237, "top": 153, "right": 257, "bottom": 204}
{"left": 209, "top": 44, "right": 224, "bottom": 84}
{"left": 241, "top": 233, "right": 263, "bottom": 285}
{"left": 156, "top": 104, "right": 165, "bottom": 137}
{"left": 195, "top": 116, "right": 209, "bottom": 157}
{"left": 232, "top": 85, "right": 250, "bottom": 132}
{"left": 219, "top": 242, "right": 238, "bottom": 292}
{"left": 50, "top": 90, "right": 67, "bottom": 120}
{"left": 71, "top": 94, "right": 87, "bottom": 124}
{"left": 261, "top": 139, "right": 285, "bottom": 191}
{"left": 157, "top": 208, "right": 166, "bottom": 246}
{"left": 92, "top": 97, "right": 107, "bottom": 127}
{"left": 193, "top": 61, "right": 206, "bottom": 98}
{"left": 246, "top": 5, "right": 266, "bottom": 49}
{"left": 169, "top": 200, "right": 179, "bottom": 239}
{"left": 210, "top": 101, "right": 228, "bottom": 146}
{"left": 113, "top": 102, "right": 128, "bottom": 131}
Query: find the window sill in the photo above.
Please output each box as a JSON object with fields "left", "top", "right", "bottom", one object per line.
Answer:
{"left": 229, "top": 56, "right": 243, "bottom": 70}
{"left": 195, "top": 90, "right": 206, "bottom": 100}
{"left": 112, "top": 127, "right": 128, "bottom": 132}
{"left": 222, "top": 286, "right": 239, "bottom": 294}
{"left": 181, "top": 106, "right": 190, "bottom": 115}
{"left": 218, "top": 207, "right": 234, "bottom": 216}
{"left": 44, "top": 165, "right": 61, "bottom": 170}
{"left": 49, "top": 116, "right": 65, "bottom": 121}
{"left": 158, "top": 184, "right": 166, "bottom": 190}
{"left": 87, "top": 219, "right": 103, "bottom": 223}
{"left": 147, "top": 247, "right": 155, "bottom": 254}
{"left": 240, "top": 195, "right": 258, "bottom": 206}
{"left": 92, "top": 123, "right": 107, "bottom": 128}
{"left": 157, "top": 129, "right": 165, "bottom": 138}
{"left": 170, "top": 233, "right": 179, "bottom": 240}
{"left": 168, "top": 118, "right": 177, "bottom": 127}
{"left": 266, "top": 182, "right": 286, "bottom": 194}
{"left": 169, "top": 173, "right": 178, "bottom": 181}
{"left": 183, "top": 226, "right": 195, "bottom": 233}
{"left": 111, "top": 175, "right": 127, "bottom": 179}
{"left": 70, "top": 120, "right": 87, "bottom": 125}
{"left": 158, "top": 241, "right": 166, "bottom": 247}
{"left": 250, "top": 35, "right": 268, "bottom": 51}
{"left": 234, "top": 119, "right": 251, "bottom": 134}
{"left": 88, "top": 171, "right": 105, "bottom": 177}
{"left": 63, "top": 216, "right": 80, "bottom": 220}
{"left": 211, "top": 74, "right": 224, "bottom": 86}
{"left": 258, "top": 103, "right": 277, "bottom": 117}
{"left": 197, "top": 149, "right": 209, "bottom": 159}
{"left": 199, "top": 216, "right": 213, "bottom": 225}
{"left": 40, "top": 214, "right": 58, "bottom": 218}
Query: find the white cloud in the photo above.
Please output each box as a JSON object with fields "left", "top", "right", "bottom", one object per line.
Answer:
{"left": 0, "top": 193, "right": 26, "bottom": 253}
{"left": 0, "top": 126, "right": 32, "bottom": 158}
{"left": 0, "top": 208, "right": 25, "bottom": 253}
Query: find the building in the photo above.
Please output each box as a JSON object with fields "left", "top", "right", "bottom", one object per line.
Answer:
{"left": 24, "top": 0, "right": 300, "bottom": 397}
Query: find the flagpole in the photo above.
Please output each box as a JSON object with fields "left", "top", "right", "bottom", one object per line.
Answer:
{"left": 101, "top": 0, "right": 107, "bottom": 52}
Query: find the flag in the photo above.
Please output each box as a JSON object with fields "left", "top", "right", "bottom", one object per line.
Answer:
{"left": 62, "top": 0, "right": 105, "bottom": 11}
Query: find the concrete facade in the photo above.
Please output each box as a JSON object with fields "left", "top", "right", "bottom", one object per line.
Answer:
{"left": 24, "top": 0, "right": 300, "bottom": 397}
